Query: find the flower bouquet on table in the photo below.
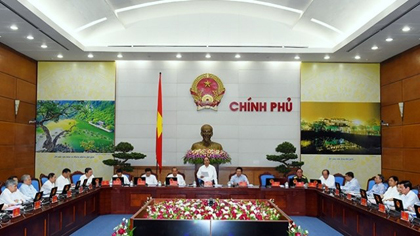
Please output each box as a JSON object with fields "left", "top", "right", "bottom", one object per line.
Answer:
{"left": 146, "top": 199, "right": 281, "bottom": 220}
{"left": 183, "top": 149, "right": 231, "bottom": 165}
{"left": 288, "top": 220, "right": 309, "bottom": 236}
{"left": 112, "top": 218, "right": 135, "bottom": 236}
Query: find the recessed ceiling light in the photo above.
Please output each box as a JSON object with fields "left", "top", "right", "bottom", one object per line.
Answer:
{"left": 371, "top": 45, "right": 378, "bottom": 50}
{"left": 176, "top": 53, "right": 182, "bottom": 58}
{"left": 26, "top": 35, "right": 34, "bottom": 40}
{"left": 88, "top": 53, "right": 94, "bottom": 58}
{"left": 57, "top": 54, "right": 63, "bottom": 58}
{"left": 41, "top": 44, "right": 47, "bottom": 48}
{"left": 294, "top": 55, "right": 300, "bottom": 60}
{"left": 402, "top": 26, "right": 411, "bottom": 32}
{"left": 205, "top": 53, "right": 211, "bottom": 59}
{"left": 235, "top": 54, "right": 241, "bottom": 59}
{"left": 386, "top": 37, "right": 393, "bottom": 42}
{"left": 324, "top": 55, "right": 330, "bottom": 60}
{"left": 354, "top": 55, "right": 361, "bottom": 60}
{"left": 10, "top": 25, "right": 18, "bottom": 30}
{"left": 117, "top": 54, "right": 123, "bottom": 58}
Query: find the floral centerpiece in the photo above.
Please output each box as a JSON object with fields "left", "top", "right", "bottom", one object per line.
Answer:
{"left": 146, "top": 199, "right": 281, "bottom": 220}
{"left": 288, "top": 220, "right": 309, "bottom": 236}
{"left": 183, "top": 149, "right": 231, "bottom": 164}
{"left": 112, "top": 218, "right": 135, "bottom": 236}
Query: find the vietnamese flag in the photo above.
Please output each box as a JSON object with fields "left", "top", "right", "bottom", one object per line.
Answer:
{"left": 156, "top": 73, "right": 163, "bottom": 173}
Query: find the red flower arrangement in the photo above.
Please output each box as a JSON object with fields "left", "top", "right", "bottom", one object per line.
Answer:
{"left": 112, "top": 218, "right": 135, "bottom": 236}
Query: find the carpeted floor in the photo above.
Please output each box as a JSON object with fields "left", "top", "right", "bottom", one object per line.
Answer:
{"left": 71, "top": 214, "right": 343, "bottom": 236}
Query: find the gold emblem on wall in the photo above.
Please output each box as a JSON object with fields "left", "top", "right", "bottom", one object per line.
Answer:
{"left": 190, "top": 73, "right": 225, "bottom": 111}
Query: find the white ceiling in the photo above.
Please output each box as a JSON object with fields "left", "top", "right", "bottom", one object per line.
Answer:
{"left": 0, "top": 0, "right": 419, "bottom": 62}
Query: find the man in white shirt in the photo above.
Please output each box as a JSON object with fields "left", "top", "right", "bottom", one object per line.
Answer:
{"left": 141, "top": 168, "right": 158, "bottom": 185}
{"left": 56, "top": 168, "right": 72, "bottom": 193}
{"left": 167, "top": 167, "right": 186, "bottom": 186}
{"left": 367, "top": 174, "right": 386, "bottom": 195}
{"left": 113, "top": 169, "right": 130, "bottom": 185}
{"left": 79, "top": 167, "right": 95, "bottom": 185}
{"left": 19, "top": 174, "right": 38, "bottom": 200}
{"left": 196, "top": 157, "right": 218, "bottom": 185}
{"left": 41, "top": 173, "right": 57, "bottom": 196}
{"left": 229, "top": 167, "right": 249, "bottom": 185}
{"left": 0, "top": 179, "right": 29, "bottom": 205}
{"left": 382, "top": 176, "right": 400, "bottom": 205}
{"left": 341, "top": 171, "right": 361, "bottom": 193}
{"left": 319, "top": 169, "right": 335, "bottom": 189}
{"left": 396, "top": 180, "right": 419, "bottom": 211}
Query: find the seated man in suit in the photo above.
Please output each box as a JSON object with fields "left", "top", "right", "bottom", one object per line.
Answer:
{"left": 290, "top": 168, "right": 308, "bottom": 186}
{"left": 396, "top": 180, "right": 419, "bottom": 211}
{"left": 113, "top": 169, "right": 130, "bottom": 185}
{"left": 19, "top": 174, "right": 38, "bottom": 200}
{"left": 167, "top": 167, "right": 186, "bottom": 186}
{"left": 79, "top": 167, "right": 95, "bottom": 185}
{"left": 367, "top": 174, "right": 386, "bottom": 195}
{"left": 56, "top": 168, "right": 72, "bottom": 193}
{"left": 141, "top": 168, "right": 158, "bottom": 185}
{"left": 41, "top": 173, "right": 56, "bottom": 196}
{"left": 0, "top": 179, "right": 29, "bottom": 205}
{"left": 229, "top": 167, "right": 249, "bottom": 186}
{"left": 341, "top": 171, "right": 361, "bottom": 193}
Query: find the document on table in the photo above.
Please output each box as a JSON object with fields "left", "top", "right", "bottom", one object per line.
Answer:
{"left": 202, "top": 172, "right": 209, "bottom": 177}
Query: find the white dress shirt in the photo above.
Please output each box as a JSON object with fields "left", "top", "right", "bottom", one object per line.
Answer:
{"left": 319, "top": 174, "right": 335, "bottom": 188}
{"left": 196, "top": 164, "right": 218, "bottom": 185}
{"left": 141, "top": 174, "right": 158, "bottom": 185}
{"left": 41, "top": 180, "right": 56, "bottom": 196}
{"left": 230, "top": 174, "right": 249, "bottom": 185}
{"left": 79, "top": 174, "right": 94, "bottom": 185}
{"left": 396, "top": 190, "right": 420, "bottom": 209}
{"left": 167, "top": 174, "right": 186, "bottom": 186}
{"left": 342, "top": 178, "right": 361, "bottom": 192}
{"left": 19, "top": 183, "right": 38, "bottom": 199}
{"left": 56, "top": 175, "right": 71, "bottom": 192}
{"left": 383, "top": 186, "right": 400, "bottom": 201}
{"left": 0, "top": 188, "right": 29, "bottom": 204}
{"left": 112, "top": 174, "right": 130, "bottom": 185}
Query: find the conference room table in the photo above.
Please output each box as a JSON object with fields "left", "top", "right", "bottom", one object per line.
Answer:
{"left": 1, "top": 185, "right": 419, "bottom": 236}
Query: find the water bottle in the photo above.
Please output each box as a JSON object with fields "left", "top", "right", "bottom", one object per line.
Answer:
{"left": 130, "top": 181, "right": 133, "bottom": 187}
{"left": 158, "top": 181, "right": 162, "bottom": 187}
{"left": 285, "top": 182, "right": 289, "bottom": 189}
{"left": 227, "top": 181, "right": 232, "bottom": 187}
{"left": 110, "top": 181, "right": 113, "bottom": 187}
{"left": 193, "top": 181, "right": 197, "bottom": 188}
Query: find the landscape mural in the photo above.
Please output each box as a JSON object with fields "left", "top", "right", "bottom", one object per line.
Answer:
{"left": 301, "top": 102, "right": 381, "bottom": 154}
{"left": 36, "top": 100, "right": 115, "bottom": 153}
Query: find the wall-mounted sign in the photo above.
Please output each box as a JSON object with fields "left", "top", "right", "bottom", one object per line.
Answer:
{"left": 190, "top": 73, "right": 225, "bottom": 111}
{"left": 230, "top": 97, "right": 293, "bottom": 112}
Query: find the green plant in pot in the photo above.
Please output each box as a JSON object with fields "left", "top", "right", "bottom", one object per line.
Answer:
{"left": 266, "top": 141, "right": 304, "bottom": 176}
{"left": 103, "top": 142, "right": 146, "bottom": 172}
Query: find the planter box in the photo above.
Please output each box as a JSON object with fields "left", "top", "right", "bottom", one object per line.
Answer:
{"left": 130, "top": 198, "right": 291, "bottom": 236}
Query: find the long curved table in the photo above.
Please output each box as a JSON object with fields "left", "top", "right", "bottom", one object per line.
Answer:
{"left": 1, "top": 186, "right": 419, "bottom": 236}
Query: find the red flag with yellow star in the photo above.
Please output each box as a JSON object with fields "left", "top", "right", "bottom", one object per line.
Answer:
{"left": 156, "top": 73, "right": 163, "bottom": 173}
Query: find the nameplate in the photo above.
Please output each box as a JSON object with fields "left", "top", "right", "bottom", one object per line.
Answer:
{"left": 317, "top": 184, "right": 323, "bottom": 190}
{"left": 238, "top": 181, "right": 247, "bottom": 187}
{"left": 137, "top": 179, "right": 146, "bottom": 186}
{"left": 113, "top": 180, "right": 122, "bottom": 186}
{"left": 295, "top": 182, "right": 304, "bottom": 187}
{"left": 67, "top": 191, "right": 72, "bottom": 198}
{"left": 34, "top": 200, "right": 41, "bottom": 210}
{"left": 169, "top": 179, "right": 178, "bottom": 186}
{"left": 101, "top": 180, "right": 110, "bottom": 186}
{"left": 360, "top": 198, "right": 367, "bottom": 206}
{"left": 378, "top": 203, "right": 386, "bottom": 213}
{"left": 335, "top": 189, "right": 340, "bottom": 196}
{"left": 204, "top": 181, "right": 213, "bottom": 187}
{"left": 51, "top": 195, "right": 58, "bottom": 204}
{"left": 401, "top": 211, "right": 409, "bottom": 222}
{"left": 308, "top": 182, "right": 317, "bottom": 188}
{"left": 79, "top": 187, "right": 83, "bottom": 194}
{"left": 12, "top": 208, "right": 21, "bottom": 218}
{"left": 346, "top": 193, "right": 352, "bottom": 201}
{"left": 271, "top": 182, "right": 280, "bottom": 187}
{"left": 88, "top": 184, "right": 93, "bottom": 190}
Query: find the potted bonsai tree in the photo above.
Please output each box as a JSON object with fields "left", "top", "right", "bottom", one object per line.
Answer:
{"left": 103, "top": 142, "right": 146, "bottom": 172}
{"left": 266, "top": 141, "right": 304, "bottom": 176}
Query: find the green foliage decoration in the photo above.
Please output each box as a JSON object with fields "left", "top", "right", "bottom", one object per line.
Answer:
{"left": 266, "top": 142, "right": 304, "bottom": 176}
{"left": 102, "top": 142, "right": 146, "bottom": 172}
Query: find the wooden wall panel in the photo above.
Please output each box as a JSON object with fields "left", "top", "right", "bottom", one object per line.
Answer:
{"left": 381, "top": 104, "right": 402, "bottom": 126}
{"left": 380, "top": 81, "right": 401, "bottom": 105}
{"left": 0, "top": 97, "right": 15, "bottom": 122}
{"left": 381, "top": 44, "right": 420, "bottom": 187}
{"left": 0, "top": 43, "right": 36, "bottom": 181}
{"left": 0, "top": 72, "right": 16, "bottom": 99}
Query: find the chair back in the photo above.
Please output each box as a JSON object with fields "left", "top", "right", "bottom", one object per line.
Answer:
{"left": 70, "top": 171, "right": 84, "bottom": 184}
{"left": 259, "top": 172, "right": 275, "bottom": 187}
{"left": 287, "top": 174, "right": 296, "bottom": 181}
{"left": 333, "top": 173, "right": 345, "bottom": 186}
{"left": 17, "top": 182, "right": 23, "bottom": 189}
{"left": 367, "top": 177, "right": 375, "bottom": 191}
{"left": 31, "top": 178, "right": 40, "bottom": 192}
{"left": 122, "top": 172, "right": 133, "bottom": 181}
{"left": 0, "top": 186, "right": 5, "bottom": 193}
{"left": 383, "top": 182, "right": 389, "bottom": 190}
{"left": 40, "top": 173, "right": 48, "bottom": 185}
{"left": 412, "top": 188, "right": 419, "bottom": 196}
